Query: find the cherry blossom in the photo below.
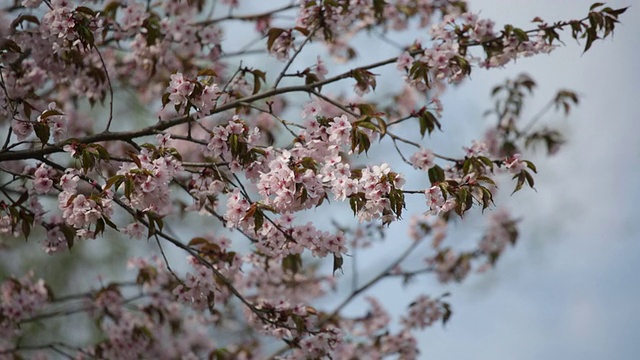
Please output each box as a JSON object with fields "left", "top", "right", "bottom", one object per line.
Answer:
{"left": 505, "top": 153, "right": 526, "bottom": 174}
{"left": 0, "top": 1, "right": 627, "bottom": 358}
{"left": 410, "top": 147, "right": 436, "bottom": 171}
{"left": 0, "top": 272, "right": 50, "bottom": 341}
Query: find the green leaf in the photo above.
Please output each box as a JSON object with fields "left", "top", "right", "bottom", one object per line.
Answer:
{"left": 462, "top": 159, "right": 472, "bottom": 175}
{"left": 300, "top": 157, "right": 317, "bottom": 170}
{"left": 21, "top": 215, "right": 32, "bottom": 240}
{"left": 513, "top": 28, "right": 529, "bottom": 42}
{"left": 253, "top": 210, "right": 264, "bottom": 231}
{"left": 15, "top": 191, "right": 29, "bottom": 207}
{"left": 209, "top": 348, "right": 232, "bottom": 360}
{"left": 418, "top": 111, "right": 441, "bottom": 138}
{"left": 189, "top": 237, "right": 210, "bottom": 246}
{"left": 332, "top": 253, "right": 344, "bottom": 276}
{"left": 82, "top": 150, "right": 95, "bottom": 172}
{"left": 481, "top": 187, "right": 494, "bottom": 210}
{"left": 104, "top": 175, "right": 125, "bottom": 191}
{"left": 478, "top": 156, "right": 494, "bottom": 168}
{"left": 197, "top": 68, "right": 218, "bottom": 77}
{"left": 452, "top": 55, "right": 471, "bottom": 76}
{"left": 305, "top": 72, "right": 320, "bottom": 87}
{"left": 282, "top": 254, "right": 302, "bottom": 274}
{"left": 124, "top": 178, "right": 134, "bottom": 200}
{"left": 583, "top": 21, "right": 599, "bottom": 53}
{"left": 146, "top": 213, "right": 163, "bottom": 238}
{"left": 60, "top": 224, "right": 77, "bottom": 250}
{"left": 374, "top": 117, "right": 387, "bottom": 138}
{"left": 356, "top": 103, "right": 375, "bottom": 115}
{"left": 349, "top": 196, "right": 358, "bottom": 215}
{"left": 251, "top": 69, "right": 266, "bottom": 95}
{"left": 93, "top": 144, "right": 110, "bottom": 161}
{"left": 161, "top": 93, "right": 171, "bottom": 108}
{"left": 95, "top": 218, "right": 105, "bottom": 236}
{"left": 11, "top": 14, "right": 40, "bottom": 29}
{"left": 266, "top": 28, "right": 286, "bottom": 51}
{"left": 1, "top": 39, "right": 22, "bottom": 53}
{"left": 229, "top": 134, "right": 240, "bottom": 156}
{"left": 425, "top": 112, "right": 438, "bottom": 136}
{"left": 419, "top": 115, "right": 428, "bottom": 137}
{"left": 298, "top": 186, "right": 308, "bottom": 203}
{"left": 292, "top": 314, "right": 306, "bottom": 334}
{"left": 476, "top": 175, "right": 496, "bottom": 186}
{"left": 154, "top": 215, "right": 164, "bottom": 232}
{"left": 357, "top": 131, "right": 370, "bottom": 154}
{"left": 524, "top": 170, "right": 535, "bottom": 188}
{"left": 40, "top": 109, "right": 64, "bottom": 119}
{"left": 103, "top": 216, "right": 119, "bottom": 230}
{"left": 389, "top": 188, "right": 405, "bottom": 218}
{"left": 409, "top": 61, "right": 430, "bottom": 86}
{"left": 512, "top": 173, "right": 525, "bottom": 194}
{"left": 373, "top": 0, "right": 387, "bottom": 22}
{"left": 455, "top": 188, "right": 472, "bottom": 214}
{"left": 34, "top": 122, "right": 50, "bottom": 146}
{"left": 428, "top": 165, "right": 445, "bottom": 184}
{"left": 442, "top": 302, "right": 453, "bottom": 326}
{"left": 294, "top": 26, "right": 310, "bottom": 36}
{"left": 357, "top": 120, "right": 378, "bottom": 132}
{"left": 75, "top": 6, "right": 97, "bottom": 16}
{"left": 524, "top": 160, "right": 537, "bottom": 173}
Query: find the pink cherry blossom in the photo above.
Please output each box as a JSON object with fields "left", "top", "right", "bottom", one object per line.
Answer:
{"left": 0, "top": 1, "right": 626, "bottom": 358}
{"left": 410, "top": 147, "right": 436, "bottom": 171}
{"left": 505, "top": 153, "right": 525, "bottom": 174}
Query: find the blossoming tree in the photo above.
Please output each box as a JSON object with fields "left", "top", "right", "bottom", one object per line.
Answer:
{"left": 0, "top": 0, "right": 627, "bottom": 358}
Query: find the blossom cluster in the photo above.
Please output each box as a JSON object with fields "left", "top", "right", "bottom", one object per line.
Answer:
{"left": 398, "top": 11, "right": 557, "bottom": 93}
{"left": 0, "top": 0, "right": 627, "bottom": 358}
{"left": 401, "top": 295, "right": 446, "bottom": 330}
{"left": 116, "top": 134, "right": 183, "bottom": 217}
{"left": 0, "top": 272, "right": 50, "bottom": 341}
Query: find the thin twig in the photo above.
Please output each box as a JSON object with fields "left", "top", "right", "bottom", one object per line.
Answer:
{"left": 22, "top": 294, "right": 147, "bottom": 323}
{"left": 194, "top": 2, "right": 297, "bottom": 27}
{"left": 239, "top": 101, "right": 302, "bottom": 138}
{"left": 518, "top": 98, "right": 555, "bottom": 138}
{"left": 154, "top": 234, "right": 183, "bottom": 283}
{"left": 267, "top": 236, "right": 426, "bottom": 359}
{"left": 392, "top": 137, "right": 412, "bottom": 166}
{"left": 95, "top": 47, "right": 115, "bottom": 132}
{"left": 0, "top": 54, "right": 403, "bottom": 162}
{"left": 2, "top": 127, "right": 12, "bottom": 150}
{"left": 273, "top": 25, "right": 320, "bottom": 88}
{"left": 328, "top": 237, "right": 423, "bottom": 317}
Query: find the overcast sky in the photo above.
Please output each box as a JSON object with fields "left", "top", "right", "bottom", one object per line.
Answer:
{"left": 397, "top": 1, "right": 640, "bottom": 359}
{"left": 224, "top": 1, "right": 640, "bottom": 358}
{"left": 4, "top": 1, "right": 636, "bottom": 358}
{"left": 62, "top": 1, "right": 640, "bottom": 358}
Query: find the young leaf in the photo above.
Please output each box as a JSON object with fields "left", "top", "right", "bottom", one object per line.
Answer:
{"left": 253, "top": 210, "right": 264, "bottom": 232}
{"left": 60, "top": 224, "right": 77, "bottom": 250}
{"left": 34, "top": 122, "right": 50, "bottom": 146}
{"left": 428, "top": 165, "right": 445, "bottom": 184}
{"left": 333, "top": 253, "right": 344, "bottom": 276}
{"left": 442, "top": 302, "right": 453, "bottom": 326}
{"left": 266, "top": 28, "right": 285, "bottom": 51}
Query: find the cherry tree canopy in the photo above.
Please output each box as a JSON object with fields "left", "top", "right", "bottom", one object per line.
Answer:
{"left": 0, "top": 0, "right": 627, "bottom": 358}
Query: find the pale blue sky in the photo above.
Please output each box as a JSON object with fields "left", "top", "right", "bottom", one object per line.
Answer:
{"left": 376, "top": 1, "right": 640, "bottom": 358}
{"left": 3, "top": 1, "right": 637, "bottom": 358}
{"left": 227, "top": 1, "right": 640, "bottom": 358}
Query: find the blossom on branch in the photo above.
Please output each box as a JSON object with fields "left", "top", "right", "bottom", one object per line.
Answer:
{"left": 0, "top": 0, "right": 628, "bottom": 358}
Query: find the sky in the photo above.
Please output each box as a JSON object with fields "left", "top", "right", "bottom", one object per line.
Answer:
{"left": 402, "top": 1, "right": 640, "bottom": 359}
{"left": 195, "top": 2, "right": 640, "bottom": 358}
{"left": 3, "top": 1, "right": 637, "bottom": 358}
